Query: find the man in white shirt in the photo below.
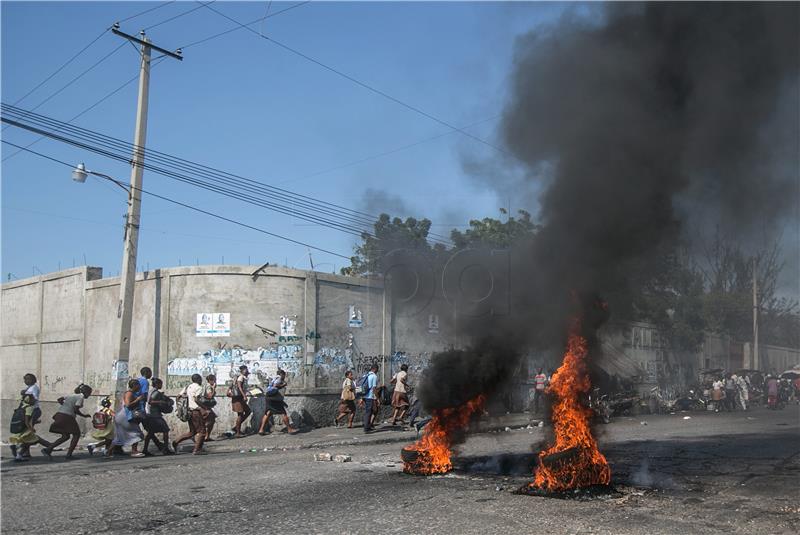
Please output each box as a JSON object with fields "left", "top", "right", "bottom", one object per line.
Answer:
{"left": 389, "top": 364, "right": 410, "bottom": 426}
{"left": 173, "top": 374, "right": 207, "bottom": 455}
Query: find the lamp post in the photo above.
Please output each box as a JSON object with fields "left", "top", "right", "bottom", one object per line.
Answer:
{"left": 72, "top": 162, "right": 137, "bottom": 407}
{"left": 70, "top": 26, "right": 181, "bottom": 407}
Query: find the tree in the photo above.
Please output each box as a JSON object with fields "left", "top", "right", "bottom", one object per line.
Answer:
{"left": 342, "top": 209, "right": 540, "bottom": 277}
{"left": 698, "top": 232, "right": 799, "bottom": 348}
{"left": 340, "top": 214, "right": 440, "bottom": 277}
{"left": 450, "top": 209, "right": 539, "bottom": 249}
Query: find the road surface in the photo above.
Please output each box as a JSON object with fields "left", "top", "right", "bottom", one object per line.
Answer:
{"left": 2, "top": 405, "right": 798, "bottom": 534}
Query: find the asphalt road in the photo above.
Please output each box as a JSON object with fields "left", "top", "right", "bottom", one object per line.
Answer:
{"left": 2, "top": 405, "right": 798, "bottom": 535}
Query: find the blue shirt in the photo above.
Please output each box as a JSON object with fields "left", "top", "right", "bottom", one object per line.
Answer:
{"left": 364, "top": 372, "right": 378, "bottom": 400}
{"left": 137, "top": 376, "right": 149, "bottom": 410}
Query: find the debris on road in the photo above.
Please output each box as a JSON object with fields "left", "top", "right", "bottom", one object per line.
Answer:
{"left": 333, "top": 454, "right": 351, "bottom": 463}
{"left": 314, "top": 453, "right": 332, "bottom": 462}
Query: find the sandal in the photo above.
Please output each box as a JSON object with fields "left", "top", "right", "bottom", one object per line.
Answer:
{"left": 130, "top": 452, "right": 145, "bottom": 458}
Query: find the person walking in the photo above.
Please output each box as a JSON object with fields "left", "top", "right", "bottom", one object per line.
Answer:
{"left": 334, "top": 370, "right": 357, "bottom": 428}
{"left": 42, "top": 384, "right": 92, "bottom": 459}
{"left": 533, "top": 368, "right": 548, "bottom": 414}
{"left": 201, "top": 374, "right": 218, "bottom": 442}
{"left": 724, "top": 374, "right": 737, "bottom": 411}
{"left": 230, "top": 365, "right": 252, "bottom": 438}
{"left": 172, "top": 374, "right": 207, "bottom": 455}
{"left": 138, "top": 367, "right": 153, "bottom": 409}
{"left": 766, "top": 375, "right": 779, "bottom": 409}
{"left": 711, "top": 378, "right": 724, "bottom": 412}
{"left": 110, "top": 379, "right": 146, "bottom": 458}
{"left": 9, "top": 394, "right": 53, "bottom": 462}
{"left": 361, "top": 364, "right": 379, "bottom": 433}
{"left": 143, "top": 377, "right": 173, "bottom": 455}
{"left": 734, "top": 374, "right": 749, "bottom": 411}
{"left": 21, "top": 373, "right": 42, "bottom": 425}
{"left": 389, "top": 364, "right": 410, "bottom": 426}
{"left": 257, "top": 370, "right": 297, "bottom": 435}
{"left": 87, "top": 397, "right": 115, "bottom": 458}
{"left": 10, "top": 374, "right": 42, "bottom": 459}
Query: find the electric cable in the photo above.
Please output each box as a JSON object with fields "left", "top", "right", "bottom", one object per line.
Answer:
{"left": 1, "top": 139, "right": 353, "bottom": 260}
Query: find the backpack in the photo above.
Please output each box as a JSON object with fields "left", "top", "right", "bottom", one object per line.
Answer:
{"left": 227, "top": 378, "right": 243, "bottom": 398}
{"left": 92, "top": 410, "right": 110, "bottom": 430}
{"left": 160, "top": 395, "right": 175, "bottom": 414}
{"left": 355, "top": 373, "right": 370, "bottom": 398}
{"left": 175, "top": 388, "right": 189, "bottom": 422}
{"left": 9, "top": 401, "right": 26, "bottom": 434}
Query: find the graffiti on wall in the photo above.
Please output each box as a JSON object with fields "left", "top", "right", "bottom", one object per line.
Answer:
{"left": 311, "top": 349, "right": 432, "bottom": 388}
{"left": 167, "top": 343, "right": 304, "bottom": 390}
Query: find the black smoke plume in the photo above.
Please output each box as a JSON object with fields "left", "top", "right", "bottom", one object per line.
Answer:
{"left": 418, "top": 3, "right": 799, "bottom": 412}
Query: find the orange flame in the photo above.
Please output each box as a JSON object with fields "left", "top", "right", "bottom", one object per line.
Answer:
{"left": 531, "top": 326, "right": 611, "bottom": 491}
{"left": 403, "top": 395, "right": 486, "bottom": 474}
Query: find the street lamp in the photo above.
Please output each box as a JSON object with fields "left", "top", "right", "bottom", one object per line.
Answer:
{"left": 71, "top": 163, "right": 87, "bottom": 183}
{"left": 71, "top": 162, "right": 138, "bottom": 409}
{"left": 71, "top": 163, "right": 130, "bottom": 193}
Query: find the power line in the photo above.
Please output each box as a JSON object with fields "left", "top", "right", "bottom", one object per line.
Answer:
{"left": 2, "top": 104, "right": 454, "bottom": 246}
{"left": 2, "top": 57, "right": 167, "bottom": 163}
{"left": 3, "top": 2, "right": 309, "bottom": 161}
{"left": 279, "top": 115, "right": 500, "bottom": 186}
{"left": 179, "top": 1, "right": 311, "bottom": 50}
{"left": 1, "top": 139, "right": 353, "bottom": 260}
{"left": 1, "top": 42, "right": 126, "bottom": 134}
{"left": 2, "top": 105, "right": 378, "bottom": 233}
{"left": 8, "top": 0, "right": 174, "bottom": 108}
{"left": 1, "top": 106, "right": 407, "bottom": 242}
{"left": 2, "top": 104, "right": 455, "bottom": 246}
{"left": 118, "top": 0, "right": 177, "bottom": 24}
{"left": 145, "top": 0, "right": 215, "bottom": 31}
{"left": 201, "top": 2, "right": 509, "bottom": 157}
{"left": 7, "top": 29, "right": 110, "bottom": 108}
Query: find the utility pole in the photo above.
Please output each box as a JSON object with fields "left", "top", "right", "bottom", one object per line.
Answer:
{"left": 111, "top": 25, "right": 181, "bottom": 406}
{"left": 752, "top": 257, "right": 759, "bottom": 371}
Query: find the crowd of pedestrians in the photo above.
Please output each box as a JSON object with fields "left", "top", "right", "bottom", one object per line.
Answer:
{"left": 7, "top": 364, "right": 304, "bottom": 462}
{"left": 334, "top": 364, "right": 419, "bottom": 433}
{"left": 707, "top": 371, "right": 797, "bottom": 412}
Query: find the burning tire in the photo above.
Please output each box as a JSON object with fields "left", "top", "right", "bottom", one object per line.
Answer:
{"left": 401, "top": 447, "right": 421, "bottom": 464}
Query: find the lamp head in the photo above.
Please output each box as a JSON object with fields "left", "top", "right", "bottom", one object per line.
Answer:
{"left": 72, "top": 163, "right": 88, "bottom": 183}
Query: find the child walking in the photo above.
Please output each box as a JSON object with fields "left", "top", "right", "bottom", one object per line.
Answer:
{"left": 43, "top": 384, "right": 93, "bottom": 459}
{"left": 9, "top": 394, "right": 53, "bottom": 461}
{"left": 87, "top": 397, "right": 115, "bottom": 458}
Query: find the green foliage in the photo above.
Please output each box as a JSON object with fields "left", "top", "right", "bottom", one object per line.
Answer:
{"left": 450, "top": 209, "right": 539, "bottom": 249}
{"left": 340, "top": 214, "right": 436, "bottom": 277}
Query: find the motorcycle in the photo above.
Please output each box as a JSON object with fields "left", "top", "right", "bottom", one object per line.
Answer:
{"left": 588, "top": 388, "right": 612, "bottom": 424}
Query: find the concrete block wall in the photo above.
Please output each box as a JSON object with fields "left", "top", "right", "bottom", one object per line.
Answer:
{"left": 1, "top": 265, "right": 393, "bottom": 437}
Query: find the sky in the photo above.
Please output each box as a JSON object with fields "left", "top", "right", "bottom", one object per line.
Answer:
{"left": 1, "top": 0, "right": 569, "bottom": 279}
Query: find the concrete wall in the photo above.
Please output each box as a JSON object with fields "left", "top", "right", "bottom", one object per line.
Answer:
{"left": 1, "top": 266, "right": 102, "bottom": 400}
{"left": 1, "top": 265, "right": 393, "bottom": 438}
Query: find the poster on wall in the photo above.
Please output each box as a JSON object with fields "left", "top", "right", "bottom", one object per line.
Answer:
{"left": 280, "top": 315, "right": 297, "bottom": 337}
{"left": 428, "top": 314, "right": 440, "bottom": 334}
{"left": 196, "top": 312, "right": 231, "bottom": 337}
{"left": 348, "top": 305, "right": 363, "bottom": 328}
